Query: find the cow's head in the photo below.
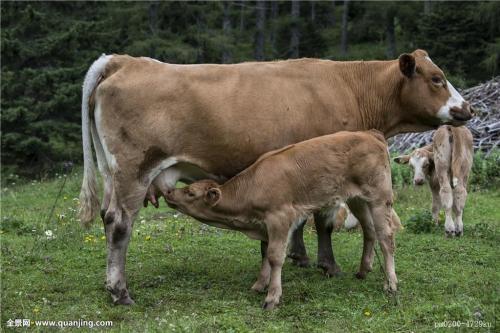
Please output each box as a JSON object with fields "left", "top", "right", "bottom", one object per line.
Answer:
{"left": 398, "top": 49, "right": 473, "bottom": 127}
{"left": 165, "top": 179, "right": 222, "bottom": 221}
{"left": 394, "top": 146, "right": 434, "bottom": 186}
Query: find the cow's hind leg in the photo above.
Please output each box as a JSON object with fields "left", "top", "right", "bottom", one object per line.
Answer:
{"left": 452, "top": 184, "right": 467, "bottom": 237}
{"left": 347, "top": 198, "right": 375, "bottom": 280}
{"left": 287, "top": 217, "right": 310, "bottom": 267}
{"left": 314, "top": 211, "right": 342, "bottom": 277}
{"left": 103, "top": 180, "right": 146, "bottom": 305}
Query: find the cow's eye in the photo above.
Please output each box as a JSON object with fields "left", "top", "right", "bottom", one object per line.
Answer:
{"left": 187, "top": 191, "right": 195, "bottom": 198}
{"left": 431, "top": 76, "right": 443, "bottom": 85}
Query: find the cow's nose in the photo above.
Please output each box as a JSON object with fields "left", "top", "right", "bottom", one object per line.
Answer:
{"left": 414, "top": 178, "right": 424, "bottom": 186}
{"left": 450, "top": 102, "right": 473, "bottom": 121}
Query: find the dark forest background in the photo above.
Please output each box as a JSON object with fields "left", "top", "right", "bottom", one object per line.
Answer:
{"left": 1, "top": 1, "right": 499, "bottom": 177}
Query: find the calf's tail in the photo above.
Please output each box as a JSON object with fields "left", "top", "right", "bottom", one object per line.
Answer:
{"left": 78, "top": 54, "right": 111, "bottom": 227}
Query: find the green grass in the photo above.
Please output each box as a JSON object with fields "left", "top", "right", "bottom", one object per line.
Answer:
{"left": 1, "top": 171, "right": 499, "bottom": 332}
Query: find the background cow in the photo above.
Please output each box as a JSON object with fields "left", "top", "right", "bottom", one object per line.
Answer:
{"left": 395, "top": 126, "right": 473, "bottom": 236}
{"left": 79, "top": 50, "right": 472, "bottom": 304}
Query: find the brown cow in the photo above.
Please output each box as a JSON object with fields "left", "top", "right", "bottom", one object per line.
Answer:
{"left": 165, "top": 130, "right": 401, "bottom": 309}
{"left": 79, "top": 50, "right": 472, "bottom": 304}
{"left": 394, "top": 126, "right": 473, "bottom": 236}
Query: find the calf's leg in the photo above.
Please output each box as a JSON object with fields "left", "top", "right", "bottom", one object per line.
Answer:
{"left": 370, "top": 204, "right": 398, "bottom": 292}
{"left": 452, "top": 184, "right": 467, "bottom": 237}
{"left": 431, "top": 188, "right": 441, "bottom": 225}
{"left": 262, "top": 226, "right": 288, "bottom": 310}
{"left": 286, "top": 217, "right": 310, "bottom": 267}
{"left": 252, "top": 241, "right": 271, "bottom": 293}
{"left": 314, "top": 211, "right": 342, "bottom": 277}
{"left": 440, "top": 185, "right": 455, "bottom": 237}
{"left": 348, "top": 199, "right": 375, "bottom": 279}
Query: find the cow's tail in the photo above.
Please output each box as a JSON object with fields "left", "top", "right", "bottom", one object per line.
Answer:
{"left": 79, "top": 54, "right": 111, "bottom": 227}
{"left": 444, "top": 126, "right": 459, "bottom": 188}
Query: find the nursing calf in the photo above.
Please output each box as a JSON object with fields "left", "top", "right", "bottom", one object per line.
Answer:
{"left": 395, "top": 126, "right": 473, "bottom": 236}
{"left": 165, "top": 130, "right": 400, "bottom": 309}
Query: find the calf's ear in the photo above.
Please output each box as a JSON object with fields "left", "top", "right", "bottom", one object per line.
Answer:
{"left": 394, "top": 155, "right": 410, "bottom": 164}
{"left": 204, "top": 188, "right": 221, "bottom": 207}
{"left": 399, "top": 53, "right": 416, "bottom": 78}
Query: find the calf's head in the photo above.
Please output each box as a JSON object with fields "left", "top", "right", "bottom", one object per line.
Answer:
{"left": 394, "top": 146, "right": 434, "bottom": 186}
{"left": 398, "top": 49, "right": 473, "bottom": 127}
{"left": 165, "top": 180, "right": 222, "bottom": 221}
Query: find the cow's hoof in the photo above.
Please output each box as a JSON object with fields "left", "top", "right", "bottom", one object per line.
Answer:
{"left": 114, "top": 295, "right": 135, "bottom": 306}
{"left": 318, "top": 262, "right": 343, "bottom": 278}
{"left": 455, "top": 230, "right": 463, "bottom": 237}
{"left": 355, "top": 271, "right": 367, "bottom": 280}
{"left": 445, "top": 230, "right": 455, "bottom": 238}
{"left": 262, "top": 301, "right": 277, "bottom": 311}
{"left": 288, "top": 254, "right": 310, "bottom": 268}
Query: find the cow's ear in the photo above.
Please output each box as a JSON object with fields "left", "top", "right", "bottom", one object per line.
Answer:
{"left": 394, "top": 155, "right": 410, "bottom": 164}
{"left": 399, "top": 53, "right": 416, "bottom": 78}
{"left": 204, "top": 188, "right": 221, "bottom": 207}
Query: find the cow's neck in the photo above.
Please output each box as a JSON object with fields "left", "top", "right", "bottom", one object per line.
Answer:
{"left": 213, "top": 173, "right": 255, "bottom": 218}
{"left": 333, "top": 60, "right": 425, "bottom": 138}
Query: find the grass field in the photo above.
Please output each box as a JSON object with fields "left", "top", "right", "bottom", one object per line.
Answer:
{"left": 1, "top": 170, "right": 499, "bottom": 332}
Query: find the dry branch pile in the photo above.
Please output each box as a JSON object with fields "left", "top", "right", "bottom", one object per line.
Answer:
{"left": 389, "top": 76, "right": 500, "bottom": 155}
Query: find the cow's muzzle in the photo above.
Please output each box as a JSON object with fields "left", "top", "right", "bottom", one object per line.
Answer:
{"left": 450, "top": 101, "right": 474, "bottom": 123}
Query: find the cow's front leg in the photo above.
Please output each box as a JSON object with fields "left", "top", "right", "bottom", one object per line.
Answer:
{"left": 286, "top": 217, "right": 310, "bottom": 267}
{"left": 262, "top": 231, "right": 287, "bottom": 310}
{"left": 314, "top": 212, "right": 342, "bottom": 277}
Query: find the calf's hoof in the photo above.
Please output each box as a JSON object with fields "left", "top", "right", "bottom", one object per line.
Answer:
{"left": 355, "top": 271, "right": 367, "bottom": 280}
{"left": 251, "top": 282, "right": 267, "bottom": 293}
{"left": 445, "top": 230, "right": 455, "bottom": 238}
{"left": 262, "top": 300, "right": 278, "bottom": 311}
{"left": 383, "top": 282, "right": 398, "bottom": 294}
{"left": 288, "top": 253, "right": 310, "bottom": 268}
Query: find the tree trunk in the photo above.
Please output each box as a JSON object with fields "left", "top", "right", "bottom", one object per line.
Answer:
{"left": 222, "top": 1, "right": 232, "bottom": 63}
{"left": 328, "top": 0, "right": 336, "bottom": 27}
{"left": 148, "top": 1, "right": 159, "bottom": 58}
{"left": 340, "top": 0, "right": 349, "bottom": 57}
{"left": 290, "top": 0, "right": 300, "bottom": 58}
{"left": 148, "top": 1, "right": 159, "bottom": 35}
{"left": 254, "top": 0, "right": 266, "bottom": 61}
{"left": 310, "top": 1, "right": 316, "bottom": 22}
{"left": 424, "top": 0, "right": 432, "bottom": 15}
{"left": 270, "top": 1, "right": 279, "bottom": 55}
{"left": 385, "top": 10, "right": 396, "bottom": 59}
{"left": 239, "top": 0, "right": 245, "bottom": 32}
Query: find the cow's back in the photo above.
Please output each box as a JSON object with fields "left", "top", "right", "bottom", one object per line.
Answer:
{"left": 94, "top": 56, "right": 367, "bottom": 179}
